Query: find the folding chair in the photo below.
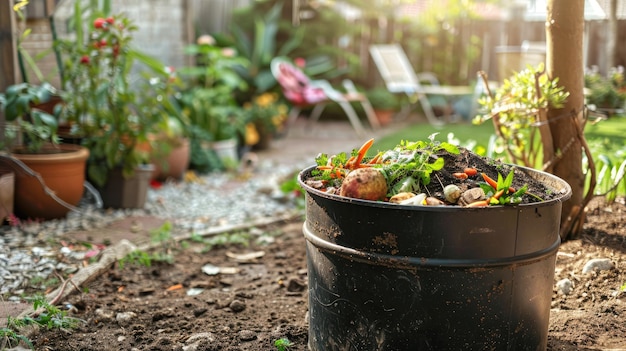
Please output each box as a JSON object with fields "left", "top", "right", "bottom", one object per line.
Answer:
{"left": 271, "top": 57, "right": 379, "bottom": 136}
{"left": 369, "top": 44, "right": 472, "bottom": 126}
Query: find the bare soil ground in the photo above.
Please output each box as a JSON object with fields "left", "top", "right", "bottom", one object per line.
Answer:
{"left": 20, "top": 197, "right": 625, "bottom": 351}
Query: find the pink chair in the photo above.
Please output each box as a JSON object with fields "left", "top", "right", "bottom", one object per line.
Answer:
{"left": 271, "top": 57, "right": 379, "bottom": 136}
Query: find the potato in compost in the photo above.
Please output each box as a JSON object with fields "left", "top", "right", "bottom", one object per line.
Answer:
{"left": 339, "top": 168, "right": 387, "bottom": 201}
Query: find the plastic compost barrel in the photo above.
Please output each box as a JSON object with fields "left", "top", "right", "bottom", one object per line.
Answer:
{"left": 299, "top": 165, "right": 571, "bottom": 351}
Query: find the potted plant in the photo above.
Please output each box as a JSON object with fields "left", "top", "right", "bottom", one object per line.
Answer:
{"left": 0, "top": 82, "right": 89, "bottom": 220}
{"left": 54, "top": 6, "right": 167, "bottom": 208}
{"left": 177, "top": 35, "right": 249, "bottom": 173}
{"left": 135, "top": 68, "right": 190, "bottom": 181}
{"left": 366, "top": 86, "right": 399, "bottom": 125}
{"left": 242, "top": 92, "right": 288, "bottom": 150}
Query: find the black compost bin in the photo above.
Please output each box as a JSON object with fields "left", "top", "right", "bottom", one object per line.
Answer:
{"left": 298, "top": 165, "right": 571, "bottom": 351}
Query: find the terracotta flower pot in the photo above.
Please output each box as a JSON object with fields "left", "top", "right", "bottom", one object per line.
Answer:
{"left": 374, "top": 109, "right": 394, "bottom": 126}
{"left": 11, "top": 144, "right": 89, "bottom": 220}
{"left": 137, "top": 136, "right": 190, "bottom": 181}
{"left": 152, "top": 138, "right": 190, "bottom": 181}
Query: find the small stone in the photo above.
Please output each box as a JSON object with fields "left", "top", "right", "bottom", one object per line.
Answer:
{"left": 183, "top": 332, "right": 216, "bottom": 351}
{"left": 116, "top": 311, "right": 137, "bottom": 326}
{"left": 286, "top": 278, "right": 306, "bottom": 292}
{"left": 582, "top": 258, "right": 614, "bottom": 274}
{"left": 238, "top": 329, "right": 257, "bottom": 341}
{"left": 458, "top": 187, "right": 486, "bottom": 206}
{"left": 95, "top": 308, "right": 115, "bottom": 321}
{"left": 229, "top": 299, "right": 246, "bottom": 312}
{"left": 556, "top": 278, "right": 573, "bottom": 295}
{"left": 193, "top": 308, "right": 207, "bottom": 317}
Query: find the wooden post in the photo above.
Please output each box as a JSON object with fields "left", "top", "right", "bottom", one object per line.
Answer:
{"left": 0, "top": 0, "right": 19, "bottom": 92}
{"left": 1, "top": 0, "right": 19, "bottom": 144}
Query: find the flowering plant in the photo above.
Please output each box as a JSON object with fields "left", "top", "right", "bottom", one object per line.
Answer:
{"left": 178, "top": 35, "right": 249, "bottom": 142}
{"left": 55, "top": 7, "right": 172, "bottom": 187}
{"left": 243, "top": 92, "right": 288, "bottom": 146}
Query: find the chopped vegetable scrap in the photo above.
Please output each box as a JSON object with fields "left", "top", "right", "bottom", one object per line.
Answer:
{"left": 304, "top": 134, "right": 531, "bottom": 207}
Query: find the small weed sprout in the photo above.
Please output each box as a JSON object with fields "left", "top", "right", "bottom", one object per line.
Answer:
{"left": 1, "top": 295, "right": 83, "bottom": 349}
{"left": 274, "top": 337, "right": 293, "bottom": 351}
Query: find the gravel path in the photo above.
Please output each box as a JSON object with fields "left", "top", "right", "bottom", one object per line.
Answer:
{"left": 1, "top": 120, "right": 396, "bottom": 298}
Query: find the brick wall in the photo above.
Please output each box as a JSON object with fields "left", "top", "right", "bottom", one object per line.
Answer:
{"left": 20, "top": 18, "right": 60, "bottom": 87}
{"left": 22, "top": 0, "right": 190, "bottom": 89}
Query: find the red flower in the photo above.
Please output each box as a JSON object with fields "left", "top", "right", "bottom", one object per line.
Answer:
{"left": 294, "top": 57, "right": 306, "bottom": 68}
{"left": 80, "top": 55, "right": 90, "bottom": 64}
{"left": 150, "top": 179, "right": 163, "bottom": 189}
{"left": 94, "top": 18, "right": 106, "bottom": 29}
{"left": 105, "top": 17, "right": 115, "bottom": 24}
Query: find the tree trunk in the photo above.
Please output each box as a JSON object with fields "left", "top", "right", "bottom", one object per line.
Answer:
{"left": 545, "top": 0, "right": 586, "bottom": 240}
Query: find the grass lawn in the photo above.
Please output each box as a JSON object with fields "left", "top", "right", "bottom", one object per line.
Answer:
{"left": 373, "top": 121, "right": 494, "bottom": 153}
{"left": 375, "top": 116, "right": 626, "bottom": 153}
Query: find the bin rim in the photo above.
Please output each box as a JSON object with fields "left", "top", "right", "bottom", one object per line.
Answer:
{"left": 298, "top": 164, "right": 572, "bottom": 212}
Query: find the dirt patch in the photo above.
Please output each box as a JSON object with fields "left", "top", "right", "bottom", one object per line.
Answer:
{"left": 17, "top": 197, "right": 624, "bottom": 351}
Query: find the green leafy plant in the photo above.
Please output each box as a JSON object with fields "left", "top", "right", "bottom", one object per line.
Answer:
{"left": 279, "top": 172, "right": 305, "bottom": 209}
{"left": 0, "top": 82, "right": 60, "bottom": 153}
{"left": 274, "top": 337, "right": 293, "bottom": 351}
{"left": 177, "top": 35, "right": 249, "bottom": 172}
{"left": 478, "top": 169, "right": 530, "bottom": 206}
{"left": 379, "top": 134, "right": 460, "bottom": 196}
{"left": 227, "top": 1, "right": 304, "bottom": 100}
{"left": 179, "top": 35, "right": 249, "bottom": 141}
{"left": 1, "top": 295, "right": 82, "bottom": 349}
{"left": 201, "top": 231, "right": 251, "bottom": 253}
{"left": 475, "top": 64, "right": 569, "bottom": 169}
{"left": 585, "top": 67, "right": 626, "bottom": 111}
{"left": 366, "top": 87, "right": 399, "bottom": 111}
{"left": 587, "top": 141, "right": 626, "bottom": 203}
{"left": 118, "top": 250, "right": 154, "bottom": 269}
{"left": 118, "top": 221, "right": 176, "bottom": 268}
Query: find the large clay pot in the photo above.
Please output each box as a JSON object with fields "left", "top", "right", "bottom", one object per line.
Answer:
{"left": 299, "top": 165, "right": 572, "bottom": 351}
{"left": 11, "top": 144, "right": 89, "bottom": 220}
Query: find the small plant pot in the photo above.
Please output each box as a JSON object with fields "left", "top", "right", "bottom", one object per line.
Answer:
{"left": 98, "top": 164, "right": 155, "bottom": 209}
{"left": 209, "top": 138, "right": 239, "bottom": 162}
{"left": 299, "top": 165, "right": 571, "bottom": 350}
{"left": 153, "top": 138, "right": 190, "bottom": 181}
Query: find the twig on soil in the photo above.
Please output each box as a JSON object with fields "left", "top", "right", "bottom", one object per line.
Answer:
{"left": 16, "top": 239, "right": 138, "bottom": 319}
